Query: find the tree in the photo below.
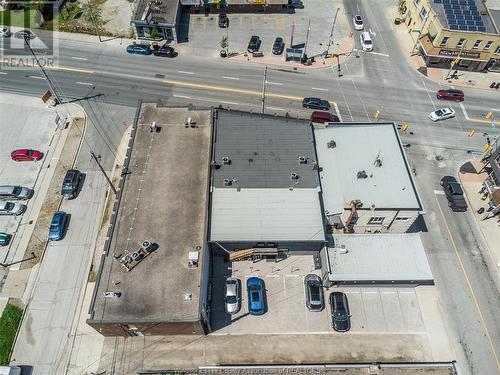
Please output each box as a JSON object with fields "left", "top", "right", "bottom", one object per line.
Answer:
{"left": 220, "top": 36, "right": 228, "bottom": 51}
{"left": 398, "top": 0, "right": 407, "bottom": 15}
{"left": 150, "top": 28, "right": 159, "bottom": 39}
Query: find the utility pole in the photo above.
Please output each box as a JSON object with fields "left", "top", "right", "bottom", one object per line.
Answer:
{"left": 90, "top": 151, "right": 117, "bottom": 195}
{"left": 85, "top": 0, "right": 103, "bottom": 42}
{"left": 325, "top": 7, "right": 339, "bottom": 57}
{"left": 445, "top": 42, "right": 465, "bottom": 80}
{"left": 24, "top": 37, "right": 63, "bottom": 105}
{"left": 261, "top": 65, "right": 268, "bottom": 114}
{"left": 303, "top": 18, "right": 311, "bottom": 61}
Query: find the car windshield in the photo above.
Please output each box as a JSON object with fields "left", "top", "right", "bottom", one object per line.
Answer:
{"left": 12, "top": 186, "right": 21, "bottom": 195}
{"left": 27, "top": 150, "right": 33, "bottom": 156}
{"left": 50, "top": 220, "right": 60, "bottom": 229}
{"left": 365, "top": 39, "right": 372, "bottom": 45}
{"left": 248, "top": 284, "right": 260, "bottom": 291}
{"left": 226, "top": 295, "right": 237, "bottom": 304}
{"left": 435, "top": 110, "right": 444, "bottom": 116}
{"left": 355, "top": 17, "right": 362, "bottom": 23}
{"left": 4, "top": 203, "right": 14, "bottom": 210}
{"left": 334, "top": 311, "right": 347, "bottom": 321}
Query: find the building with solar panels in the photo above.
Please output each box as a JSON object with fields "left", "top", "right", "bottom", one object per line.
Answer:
{"left": 405, "top": 0, "right": 500, "bottom": 72}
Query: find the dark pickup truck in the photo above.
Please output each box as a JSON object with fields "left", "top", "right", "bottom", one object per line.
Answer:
{"left": 441, "top": 176, "right": 468, "bottom": 212}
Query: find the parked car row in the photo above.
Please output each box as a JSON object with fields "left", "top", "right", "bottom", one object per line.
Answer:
{"left": 246, "top": 35, "right": 285, "bottom": 55}
{"left": 224, "top": 274, "right": 351, "bottom": 332}
{"left": 126, "top": 44, "right": 177, "bottom": 57}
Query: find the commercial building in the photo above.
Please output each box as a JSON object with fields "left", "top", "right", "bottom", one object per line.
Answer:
{"left": 482, "top": 144, "right": 500, "bottom": 214}
{"left": 405, "top": 0, "right": 500, "bottom": 72}
{"left": 180, "top": 0, "right": 289, "bottom": 12}
{"left": 87, "top": 104, "right": 212, "bottom": 336}
{"left": 313, "top": 123, "right": 423, "bottom": 234}
{"left": 320, "top": 234, "right": 434, "bottom": 286}
{"left": 210, "top": 110, "right": 325, "bottom": 257}
{"left": 132, "top": 0, "right": 180, "bottom": 41}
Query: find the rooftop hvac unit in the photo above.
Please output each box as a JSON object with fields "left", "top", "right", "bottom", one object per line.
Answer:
{"left": 104, "top": 291, "right": 122, "bottom": 298}
{"left": 291, "top": 172, "right": 299, "bottom": 180}
{"left": 222, "top": 156, "right": 231, "bottom": 165}
{"left": 141, "top": 240, "right": 154, "bottom": 252}
{"left": 184, "top": 293, "right": 193, "bottom": 301}
{"left": 188, "top": 251, "right": 199, "bottom": 268}
{"left": 131, "top": 251, "right": 143, "bottom": 261}
{"left": 223, "top": 179, "right": 232, "bottom": 186}
{"left": 298, "top": 156, "right": 307, "bottom": 164}
{"left": 327, "top": 140, "right": 336, "bottom": 149}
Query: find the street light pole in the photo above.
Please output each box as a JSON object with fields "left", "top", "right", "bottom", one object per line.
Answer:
{"left": 90, "top": 151, "right": 117, "bottom": 195}
{"left": 261, "top": 65, "right": 268, "bottom": 114}
{"left": 303, "top": 18, "right": 311, "bottom": 61}
{"left": 445, "top": 42, "right": 465, "bottom": 80}
{"left": 325, "top": 7, "right": 339, "bottom": 57}
{"left": 24, "top": 37, "right": 63, "bottom": 105}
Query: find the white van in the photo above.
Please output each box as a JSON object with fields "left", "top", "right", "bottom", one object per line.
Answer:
{"left": 0, "top": 366, "right": 22, "bottom": 375}
{"left": 360, "top": 31, "right": 373, "bottom": 52}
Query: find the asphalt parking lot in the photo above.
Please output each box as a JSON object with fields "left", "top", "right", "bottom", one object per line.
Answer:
{"left": 0, "top": 94, "right": 57, "bottom": 259}
{"left": 181, "top": 0, "right": 351, "bottom": 58}
{"left": 210, "top": 255, "right": 426, "bottom": 334}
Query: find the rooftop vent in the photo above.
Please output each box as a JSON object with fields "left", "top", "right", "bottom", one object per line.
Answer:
{"left": 291, "top": 172, "right": 299, "bottom": 180}
{"left": 184, "top": 293, "right": 193, "bottom": 301}
{"left": 222, "top": 156, "right": 231, "bottom": 165}
{"left": 327, "top": 140, "right": 336, "bottom": 149}
{"left": 223, "top": 179, "right": 232, "bottom": 186}
{"left": 104, "top": 291, "right": 121, "bottom": 298}
{"left": 141, "top": 240, "right": 154, "bottom": 252}
{"left": 374, "top": 152, "right": 382, "bottom": 167}
{"left": 185, "top": 117, "right": 197, "bottom": 128}
{"left": 299, "top": 156, "right": 307, "bottom": 164}
{"left": 188, "top": 251, "right": 199, "bottom": 268}
{"left": 357, "top": 170, "right": 368, "bottom": 179}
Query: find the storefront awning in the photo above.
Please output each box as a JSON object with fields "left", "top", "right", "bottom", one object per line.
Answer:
{"left": 419, "top": 34, "right": 490, "bottom": 62}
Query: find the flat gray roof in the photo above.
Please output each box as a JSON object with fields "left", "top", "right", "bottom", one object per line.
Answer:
{"left": 213, "top": 110, "right": 320, "bottom": 189}
{"left": 210, "top": 187, "right": 325, "bottom": 242}
{"left": 133, "top": 0, "right": 179, "bottom": 25}
{"left": 89, "top": 105, "right": 211, "bottom": 323}
{"left": 325, "top": 234, "right": 433, "bottom": 283}
{"left": 314, "top": 124, "right": 422, "bottom": 215}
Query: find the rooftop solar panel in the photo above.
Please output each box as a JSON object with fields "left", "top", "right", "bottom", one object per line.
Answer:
{"left": 450, "top": 24, "right": 460, "bottom": 30}
{"left": 478, "top": 26, "right": 486, "bottom": 32}
{"left": 459, "top": 25, "right": 468, "bottom": 30}
{"left": 465, "top": 14, "right": 473, "bottom": 20}
{"left": 466, "top": 25, "right": 477, "bottom": 31}
{"left": 458, "top": 19, "right": 467, "bottom": 24}
{"left": 466, "top": 20, "right": 475, "bottom": 25}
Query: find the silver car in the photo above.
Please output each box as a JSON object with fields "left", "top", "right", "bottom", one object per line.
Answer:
{"left": 0, "top": 201, "right": 26, "bottom": 215}
{"left": 224, "top": 277, "right": 241, "bottom": 314}
{"left": 0, "top": 185, "right": 33, "bottom": 200}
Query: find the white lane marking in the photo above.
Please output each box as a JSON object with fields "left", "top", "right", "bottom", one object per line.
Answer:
{"left": 173, "top": 94, "right": 191, "bottom": 99}
{"left": 311, "top": 87, "right": 329, "bottom": 92}
{"left": 434, "top": 190, "right": 445, "bottom": 195}
{"left": 266, "top": 81, "right": 283, "bottom": 86}
{"left": 266, "top": 106, "right": 285, "bottom": 111}
{"left": 0, "top": 72, "right": 7, "bottom": 75}
{"left": 223, "top": 76, "right": 240, "bottom": 80}
{"left": 76, "top": 81, "right": 93, "bottom": 86}
{"left": 71, "top": 56, "right": 88, "bottom": 61}
{"left": 459, "top": 102, "right": 470, "bottom": 120}
{"left": 29, "top": 76, "right": 44, "bottom": 80}
{"left": 333, "top": 102, "right": 343, "bottom": 122}
{"left": 370, "top": 51, "right": 389, "bottom": 57}
{"left": 177, "top": 70, "right": 195, "bottom": 75}
{"left": 356, "top": 4, "right": 360, "bottom": 11}
{"left": 369, "top": 29, "right": 376, "bottom": 36}
{"left": 221, "top": 101, "right": 239, "bottom": 105}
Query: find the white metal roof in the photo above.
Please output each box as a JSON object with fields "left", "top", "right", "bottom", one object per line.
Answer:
{"left": 210, "top": 187, "right": 325, "bottom": 242}
{"left": 326, "top": 234, "right": 433, "bottom": 282}
{"left": 314, "top": 124, "right": 422, "bottom": 215}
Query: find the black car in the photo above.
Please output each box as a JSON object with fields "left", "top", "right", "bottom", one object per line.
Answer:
{"left": 272, "top": 37, "right": 284, "bottom": 55}
{"left": 302, "top": 97, "right": 331, "bottom": 110}
{"left": 330, "top": 292, "right": 350, "bottom": 332}
{"left": 441, "top": 176, "right": 468, "bottom": 212}
{"left": 219, "top": 13, "right": 229, "bottom": 28}
{"left": 304, "top": 274, "right": 324, "bottom": 311}
{"left": 153, "top": 45, "right": 176, "bottom": 57}
{"left": 247, "top": 35, "right": 261, "bottom": 53}
{"left": 61, "top": 169, "right": 82, "bottom": 199}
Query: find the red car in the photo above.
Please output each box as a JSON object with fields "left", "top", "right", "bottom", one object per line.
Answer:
{"left": 437, "top": 89, "right": 464, "bottom": 101}
{"left": 310, "top": 111, "right": 340, "bottom": 123}
{"left": 11, "top": 149, "right": 42, "bottom": 161}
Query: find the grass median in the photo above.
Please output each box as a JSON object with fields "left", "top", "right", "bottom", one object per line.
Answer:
{"left": 0, "top": 303, "right": 23, "bottom": 365}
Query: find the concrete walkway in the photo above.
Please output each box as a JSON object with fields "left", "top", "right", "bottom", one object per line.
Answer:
{"left": 458, "top": 160, "right": 500, "bottom": 281}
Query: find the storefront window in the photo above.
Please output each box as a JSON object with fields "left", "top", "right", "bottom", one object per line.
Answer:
{"left": 484, "top": 41, "right": 493, "bottom": 50}
{"left": 473, "top": 40, "right": 482, "bottom": 49}
{"left": 419, "top": 7, "right": 427, "bottom": 20}
{"left": 495, "top": 46, "right": 500, "bottom": 54}
{"left": 440, "top": 37, "right": 449, "bottom": 46}
{"left": 457, "top": 38, "right": 466, "bottom": 48}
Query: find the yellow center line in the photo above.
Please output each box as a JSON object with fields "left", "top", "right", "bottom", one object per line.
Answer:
{"left": 162, "top": 79, "right": 335, "bottom": 104}
{"left": 434, "top": 194, "right": 500, "bottom": 373}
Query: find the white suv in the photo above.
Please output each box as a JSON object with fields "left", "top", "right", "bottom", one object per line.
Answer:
{"left": 360, "top": 31, "right": 373, "bottom": 52}
{"left": 353, "top": 15, "right": 364, "bottom": 31}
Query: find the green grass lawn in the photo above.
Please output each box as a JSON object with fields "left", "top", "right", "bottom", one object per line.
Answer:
{"left": 0, "top": 9, "right": 38, "bottom": 28}
{"left": 0, "top": 304, "right": 23, "bottom": 365}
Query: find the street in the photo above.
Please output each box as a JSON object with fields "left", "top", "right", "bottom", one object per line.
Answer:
{"left": 1, "top": 0, "right": 500, "bottom": 373}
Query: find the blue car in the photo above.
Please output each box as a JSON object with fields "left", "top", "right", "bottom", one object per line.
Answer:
{"left": 48, "top": 211, "right": 67, "bottom": 241}
{"left": 247, "top": 277, "right": 265, "bottom": 315}
{"left": 126, "top": 44, "right": 152, "bottom": 55}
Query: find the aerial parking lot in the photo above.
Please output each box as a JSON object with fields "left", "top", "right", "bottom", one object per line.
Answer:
{"left": 0, "top": 94, "right": 58, "bottom": 258}
{"left": 211, "top": 255, "right": 427, "bottom": 334}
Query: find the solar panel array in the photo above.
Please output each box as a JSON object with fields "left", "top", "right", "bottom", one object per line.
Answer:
{"left": 433, "top": 0, "right": 486, "bottom": 32}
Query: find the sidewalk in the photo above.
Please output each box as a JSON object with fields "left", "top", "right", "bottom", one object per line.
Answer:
{"left": 388, "top": 6, "right": 500, "bottom": 90}
{"left": 458, "top": 160, "right": 500, "bottom": 279}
